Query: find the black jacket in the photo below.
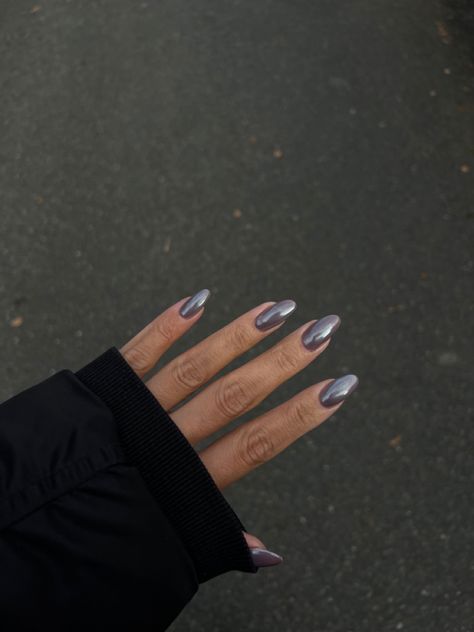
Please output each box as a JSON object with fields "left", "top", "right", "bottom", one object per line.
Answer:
{"left": 0, "top": 347, "right": 257, "bottom": 630}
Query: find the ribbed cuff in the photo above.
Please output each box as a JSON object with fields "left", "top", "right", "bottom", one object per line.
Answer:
{"left": 75, "top": 346, "right": 257, "bottom": 583}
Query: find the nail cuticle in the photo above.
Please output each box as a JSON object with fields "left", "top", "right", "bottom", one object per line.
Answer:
{"left": 255, "top": 300, "right": 297, "bottom": 331}
{"left": 179, "top": 289, "right": 211, "bottom": 319}
{"left": 319, "top": 374, "right": 359, "bottom": 407}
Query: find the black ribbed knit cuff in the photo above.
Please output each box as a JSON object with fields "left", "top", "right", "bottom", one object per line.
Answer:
{"left": 75, "top": 346, "right": 257, "bottom": 583}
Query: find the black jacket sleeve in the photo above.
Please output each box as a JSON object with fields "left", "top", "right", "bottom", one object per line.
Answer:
{"left": 0, "top": 347, "right": 257, "bottom": 630}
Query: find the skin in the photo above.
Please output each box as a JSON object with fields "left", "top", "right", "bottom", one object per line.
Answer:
{"left": 119, "top": 295, "right": 349, "bottom": 554}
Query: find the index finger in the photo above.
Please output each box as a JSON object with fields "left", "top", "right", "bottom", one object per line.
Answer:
{"left": 199, "top": 374, "right": 359, "bottom": 490}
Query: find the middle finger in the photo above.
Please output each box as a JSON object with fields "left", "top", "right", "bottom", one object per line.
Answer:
{"left": 172, "top": 314, "right": 341, "bottom": 444}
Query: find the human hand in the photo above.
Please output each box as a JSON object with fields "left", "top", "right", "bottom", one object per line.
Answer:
{"left": 119, "top": 290, "right": 358, "bottom": 568}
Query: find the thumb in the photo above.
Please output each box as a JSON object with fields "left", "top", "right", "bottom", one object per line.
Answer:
{"left": 243, "top": 531, "right": 283, "bottom": 568}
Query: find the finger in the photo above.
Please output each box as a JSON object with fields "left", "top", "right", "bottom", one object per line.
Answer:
{"left": 145, "top": 299, "right": 297, "bottom": 412}
{"left": 119, "top": 289, "right": 211, "bottom": 378}
{"left": 171, "top": 315, "right": 340, "bottom": 444}
{"left": 199, "top": 375, "right": 359, "bottom": 490}
{"left": 243, "top": 532, "right": 283, "bottom": 567}
{"left": 243, "top": 532, "right": 266, "bottom": 548}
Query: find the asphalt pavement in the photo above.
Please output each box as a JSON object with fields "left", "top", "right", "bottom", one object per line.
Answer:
{"left": 1, "top": 1, "right": 473, "bottom": 630}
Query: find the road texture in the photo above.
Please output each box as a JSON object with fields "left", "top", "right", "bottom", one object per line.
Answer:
{"left": 1, "top": 1, "right": 473, "bottom": 630}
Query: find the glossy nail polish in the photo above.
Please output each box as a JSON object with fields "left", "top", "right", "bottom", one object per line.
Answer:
{"left": 302, "top": 315, "right": 341, "bottom": 351}
{"left": 255, "top": 300, "right": 297, "bottom": 331}
{"left": 250, "top": 548, "right": 283, "bottom": 567}
{"left": 179, "top": 289, "right": 211, "bottom": 318}
{"left": 319, "top": 374, "right": 359, "bottom": 407}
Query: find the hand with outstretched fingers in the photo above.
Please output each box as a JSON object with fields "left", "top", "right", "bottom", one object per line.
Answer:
{"left": 119, "top": 289, "right": 359, "bottom": 568}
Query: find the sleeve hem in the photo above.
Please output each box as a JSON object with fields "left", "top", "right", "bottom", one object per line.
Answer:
{"left": 75, "top": 346, "right": 257, "bottom": 582}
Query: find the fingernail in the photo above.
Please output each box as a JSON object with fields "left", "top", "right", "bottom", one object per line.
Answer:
{"left": 301, "top": 314, "right": 341, "bottom": 351}
{"left": 250, "top": 548, "right": 283, "bottom": 567}
{"left": 319, "top": 374, "right": 359, "bottom": 407}
{"left": 255, "top": 300, "right": 297, "bottom": 331}
{"left": 179, "top": 289, "right": 211, "bottom": 319}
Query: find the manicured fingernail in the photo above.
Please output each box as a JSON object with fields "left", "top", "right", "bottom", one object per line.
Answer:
{"left": 302, "top": 314, "right": 341, "bottom": 351}
{"left": 255, "top": 300, "right": 297, "bottom": 331}
{"left": 250, "top": 548, "right": 283, "bottom": 567}
{"left": 319, "top": 374, "right": 359, "bottom": 407}
{"left": 179, "top": 289, "right": 211, "bottom": 318}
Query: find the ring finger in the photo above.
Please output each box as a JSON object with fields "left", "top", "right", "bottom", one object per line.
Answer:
{"left": 145, "top": 299, "right": 297, "bottom": 411}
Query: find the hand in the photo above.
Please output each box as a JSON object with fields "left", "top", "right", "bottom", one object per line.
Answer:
{"left": 119, "top": 289, "right": 358, "bottom": 567}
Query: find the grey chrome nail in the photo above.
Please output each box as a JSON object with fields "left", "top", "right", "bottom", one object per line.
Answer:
{"left": 302, "top": 315, "right": 341, "bottom": 351}
{"left": 319, "top": 374, "right": 359, "bottom": 407}
{"left": 255, "top": 300, "right": 297, "bottom": 331}
{"left": 250, "top": 548, "right": 283, "bottom": 567}
{"left": 179, "top": 289, "right": 211, "bottom": 318}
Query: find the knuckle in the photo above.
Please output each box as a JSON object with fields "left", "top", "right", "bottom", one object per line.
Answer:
{"left": 272, "top": 345, "right": 300, "bottom": 373}
{"left": 287, "top": 398, "right": 313, "bottom": 430}
{"left": 237, "top": 425, "right": 275, "bottom": 468}
{"left": 215, "top": 379, "right": 253, "bottom": 419}
{"left": 152, "top": 317, "right": 175, "bottom": 343}
{"left": 226, "top": 322, "right": 253, "bottom": 350}
{"left": 172, "top": 355, "right": 205, "bottom": 390}
{"left": 123, "top": 344, "right": 153, "bottom": 374}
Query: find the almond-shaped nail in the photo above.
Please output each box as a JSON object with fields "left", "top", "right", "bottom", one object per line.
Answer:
{"left": 319, "top": 374, "right": 359, "bottom": 407}
{"left": 179, "top": 289, "right": 211, "bottom": 318}
{"left": 255, "top": 299, "right": 297, "bottom": 331}
{"left": 302, "top": 314, "right": 341, "bottom": 351}
{"left": 250, "top": 548, "right": 283, "bottom": 567}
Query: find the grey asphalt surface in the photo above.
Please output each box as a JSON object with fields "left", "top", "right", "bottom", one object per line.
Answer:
{"left": 1, "top": 1, "right": 473, "bottom": 630}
